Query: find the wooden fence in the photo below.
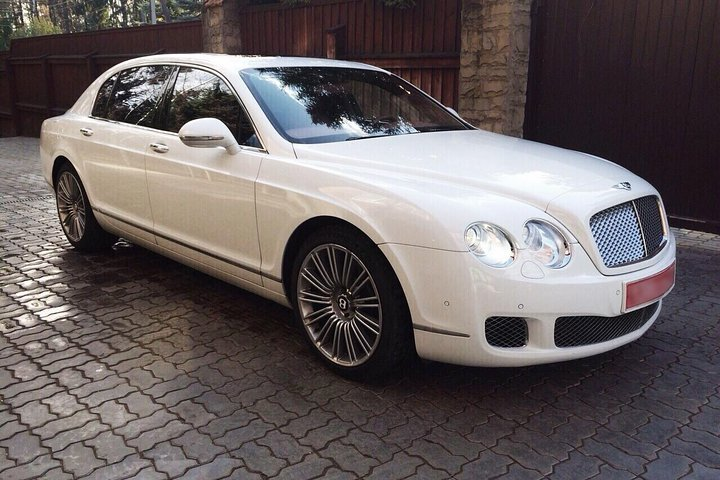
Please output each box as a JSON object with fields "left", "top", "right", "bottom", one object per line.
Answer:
{"left": 1, "top": 21, "right": 203, "bottom": 137}
{"left": 1, "top": 1, "right": 462, "bottom": 137}
{"left": 237, "top": 0, "right": 461, "bottom": 109}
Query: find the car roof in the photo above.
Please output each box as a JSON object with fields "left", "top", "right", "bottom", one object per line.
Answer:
{"left": 114, "top": 53, "right": 386, "bottom": 73}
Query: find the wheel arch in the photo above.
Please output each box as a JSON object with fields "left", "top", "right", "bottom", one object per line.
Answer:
{"left": 51, "top": 156, "right": 72, "bottom": 186}
{"left": 280, "top": 216, "right": 411, "bottom": 317}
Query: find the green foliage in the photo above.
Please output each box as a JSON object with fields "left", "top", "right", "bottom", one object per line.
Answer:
{"left": 0, "top": 11, "right": 13, "bottom": 50}
{"left": 10, "top": 17, "right": 62, "bottom": 40}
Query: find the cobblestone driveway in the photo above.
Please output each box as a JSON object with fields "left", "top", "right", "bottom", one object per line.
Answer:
{"left": 1, "top": 137, "right": 719, "bottom": 479}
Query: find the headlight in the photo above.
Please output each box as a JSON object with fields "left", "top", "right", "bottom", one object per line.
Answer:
{"left": 465, "top": 222, "right": 515, "bottom": 267}
{"left": 522, "top": 220, "right": 571, "bottom": 268}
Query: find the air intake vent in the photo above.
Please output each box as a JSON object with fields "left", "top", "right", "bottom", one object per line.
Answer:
{"left": 485, "top": 317, "right": 528, "bottom": 348}
{"left": 554, "top": 302, "right": 659, "bottom": 347}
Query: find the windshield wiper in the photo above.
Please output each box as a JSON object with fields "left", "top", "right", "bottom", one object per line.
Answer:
{"left": 345, "top": 133, "right": 394, "bottom": 141}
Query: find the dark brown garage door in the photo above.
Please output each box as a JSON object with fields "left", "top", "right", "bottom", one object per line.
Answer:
{"left": 525, "top": 0, "right": 719, "bottom": 233}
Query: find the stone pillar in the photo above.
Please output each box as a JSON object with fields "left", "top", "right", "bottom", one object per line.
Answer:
{"left": 202, "top": 0, "right": 242, "bottom": 54}
{"left": 459, "top": 0, "right": 532, "bottom": 137}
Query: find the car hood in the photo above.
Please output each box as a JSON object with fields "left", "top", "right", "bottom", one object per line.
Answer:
{"left": 292, "top": 129, "right": 648, "bottom": 215}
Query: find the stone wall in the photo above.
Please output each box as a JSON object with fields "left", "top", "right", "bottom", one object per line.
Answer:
{"left": 459, "top": 0, "right": 532, "bottom": 137}
{"left": 202, "top": 0, "right": 242, "bottom": 54}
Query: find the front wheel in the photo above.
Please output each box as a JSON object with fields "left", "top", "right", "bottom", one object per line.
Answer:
{"left": 54, "top": 163, "right": 115, "bottom": 251}
{"left": 291, "top": 227, "right": 413, "bottom": 379}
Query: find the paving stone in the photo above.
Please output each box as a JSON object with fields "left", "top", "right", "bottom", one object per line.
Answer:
{"left": 180, "top": 456, "right": 249, "bottom": 480}
{"left": 200, "top": 410, "right": 257, "bottom": 439}
{"left": 169, "top": 399, "right": 217, "bottom": 428}
{"left": 155, "top": 381, "right": 210, "bottom": 408}
{"left": 116, "top": 410, "right": 179, "bottom": 441}
{"left": 274, "top": 453, "right": 332, "bottom": 480}
{"left": 320, "top": 438, "right": 379, "bottom": 477}
{"left": 85, "top": 431, "right": 135, "bottom": 463}
{"left": 580, "top": 438, "right": 646, "bottom": 475}
{"left": 117, "top": 392, "right": 163, "bottom": 418}
{"left": 668, "top": 437, "right": 720, "bottom": 469}
{"left": 144, "top": 441, "right": 197, "bottom": 477}
{"left": 215, "top": 418, "right": 275, "bottom": 449}
{"left": 55, "top": 442, "right": 105, "bottom": 477}
{"left": 90, "top": 400, "right": 138, "bottom": 429}
{"left": 126, "top": 419, "right": 192, "bottom": 451}
{"left": 171, "top": 430, "right": 224, "bottom": 463}
{"left": 257, "top": 430, "right": 311, "bottom": 464}
{"left": 14, "top": 400, "right": 57, "bottom": 428}
{"left": 44, "top": 419, "right": 110, "bottom": 452}
{"left": 80, "top": 454, "right": 151, "bottom": 480}
{"left": 366, "top": 451, "right": 424, "bottom": 480}
{"left": 231, "top": 442, "right": 287, "bottom": 477}
{"left": 125, "top": 466, "right": 168, "bottom": 479}
{"left": 41, "top": 391, "right": 84, "bottom": 417}
{"left": 0, "top": 453, "right": 61, "bottom": 480}
{"left": 33, "top": 410, "right": 97, "bottom": 440}
{"left": 247, "top": 398, "right": 298, "bottom": 427}
{"left": 298, "top": 418, "right": 354, "bottom": 451}
{"left": 454, "top": 449, "right": 514, "bottom": 479}
{"left": 642, "top": 450, "right": 693, "bottom": 480}
{"left": 407, "top": 438, "right": 466, "bottom": 476}
{"left": 119, "top": 367, "right": 163, "bottom": 390}
{"left": 549, "top": 450, "right": 602, "bottom": 480}
{"left": 684, "top": 463, "right": 720, "bottom": 479}
{"left": 2, "top": 431, "right": 49, "bottom": 463}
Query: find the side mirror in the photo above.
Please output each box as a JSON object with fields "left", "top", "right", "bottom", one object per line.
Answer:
{"left": 178, "top": 118, "right": 241, "bottom": 155}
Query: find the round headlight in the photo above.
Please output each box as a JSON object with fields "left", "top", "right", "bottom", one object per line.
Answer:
{"left": 522, "top": 220, "right": 571, "bottom": 268}
{"left": 465, "top": 223, "right": 515, "bottom": 268}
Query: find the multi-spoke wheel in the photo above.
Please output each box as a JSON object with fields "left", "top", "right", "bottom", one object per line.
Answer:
{"left": 54, "top": 163, "right": 115, "bottom": 251}
{"left": 291, "top": 227, "right": 413, "bottom": 378}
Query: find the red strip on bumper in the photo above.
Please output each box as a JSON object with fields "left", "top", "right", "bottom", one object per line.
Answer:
{"left": 625, "top": 261, "right": 676, "bottom": 311}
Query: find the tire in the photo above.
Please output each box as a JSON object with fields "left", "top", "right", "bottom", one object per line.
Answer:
{"left": 290, "top": 226, "right": 413, "bottom": 379}
{"left": 54, "top": 162, "right": 115, "bottom": 251}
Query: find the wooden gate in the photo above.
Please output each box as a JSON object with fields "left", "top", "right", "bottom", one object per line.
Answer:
{"left": 237, "top": 0, "right": 461, "bottom": 110}
{"left": 525, "top": 0, "right": 720, "bottom": 233}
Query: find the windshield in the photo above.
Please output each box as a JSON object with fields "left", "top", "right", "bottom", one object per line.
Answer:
{"left": 240, "top": 67, "right": 469, "bottom": 144}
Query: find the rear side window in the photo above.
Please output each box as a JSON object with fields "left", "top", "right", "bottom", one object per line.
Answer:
{"left": 165, "top": 67, "right": 260, "bottom": 147}
{"left": 92, "top": 74, "right": 118, "bottom": 118}
{"left": 106, "top": 66, "right": 173, "bottom": 127}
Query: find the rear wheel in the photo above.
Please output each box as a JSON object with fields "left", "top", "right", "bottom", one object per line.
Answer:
{"left": 291, "top": 226, "right": 413, "bottom": 379}
{"left": 54, "top": 163, "right": 115, "bottom": 251}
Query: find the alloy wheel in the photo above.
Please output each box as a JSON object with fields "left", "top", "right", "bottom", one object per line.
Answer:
{"left": 296, "top": 244, "right": 382, "bottom": 367}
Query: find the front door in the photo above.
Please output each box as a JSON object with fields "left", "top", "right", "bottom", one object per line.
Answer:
{"left": 145, "top": 66, "right": 264, "bottom": 284}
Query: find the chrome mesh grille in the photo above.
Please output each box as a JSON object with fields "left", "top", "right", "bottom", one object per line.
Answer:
{"left": 590, "top": 196, "right": 664, "bottom": 268}
{"left": 485, "top": 317, "right": 528, "bottom": 348}
{"left": 554, "top": 302, "right": 659, "bottom": 348}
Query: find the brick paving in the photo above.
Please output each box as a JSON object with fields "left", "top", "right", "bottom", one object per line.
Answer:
{"left": 1, "top": 136, "right": 719, "bottom": 479}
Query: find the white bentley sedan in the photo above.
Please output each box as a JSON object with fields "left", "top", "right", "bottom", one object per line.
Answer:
{"left": 40, "top": 54, "right": 676, "bottom": 377}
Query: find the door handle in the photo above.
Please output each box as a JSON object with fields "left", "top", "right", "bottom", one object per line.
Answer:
{"left": 150, "top": 143, "right": 169, "bottom": 154}
{"left": 80, "top": 128, "right": 93, "bottom": 137}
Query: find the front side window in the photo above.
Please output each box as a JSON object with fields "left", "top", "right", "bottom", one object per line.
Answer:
{"left": 165, "top": 67, "right": 259, "bottom": 147}
{"left": 106, "top": 66, "right": 173, "bottom": 127}
{"left": 92, "top": 74, "right": 118, "bottom": 119}
{"left": 240, "top": 67, "right": 468, "bottom": 144}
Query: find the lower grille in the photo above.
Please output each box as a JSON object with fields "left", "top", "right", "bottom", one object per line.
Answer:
{"left": 485, "top": 317, "right": 528, "bottom": 348}
{"left": 554, "top": 302, "right": 660, "bottom": 348}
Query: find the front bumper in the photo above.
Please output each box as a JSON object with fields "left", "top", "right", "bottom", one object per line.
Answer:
{"left": 379, "top": 232, "right": 676, "bottom": 367}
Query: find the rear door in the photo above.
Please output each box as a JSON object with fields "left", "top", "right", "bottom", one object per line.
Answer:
{"left": 79, "top": 65, "right": 174, "bottom": 242}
